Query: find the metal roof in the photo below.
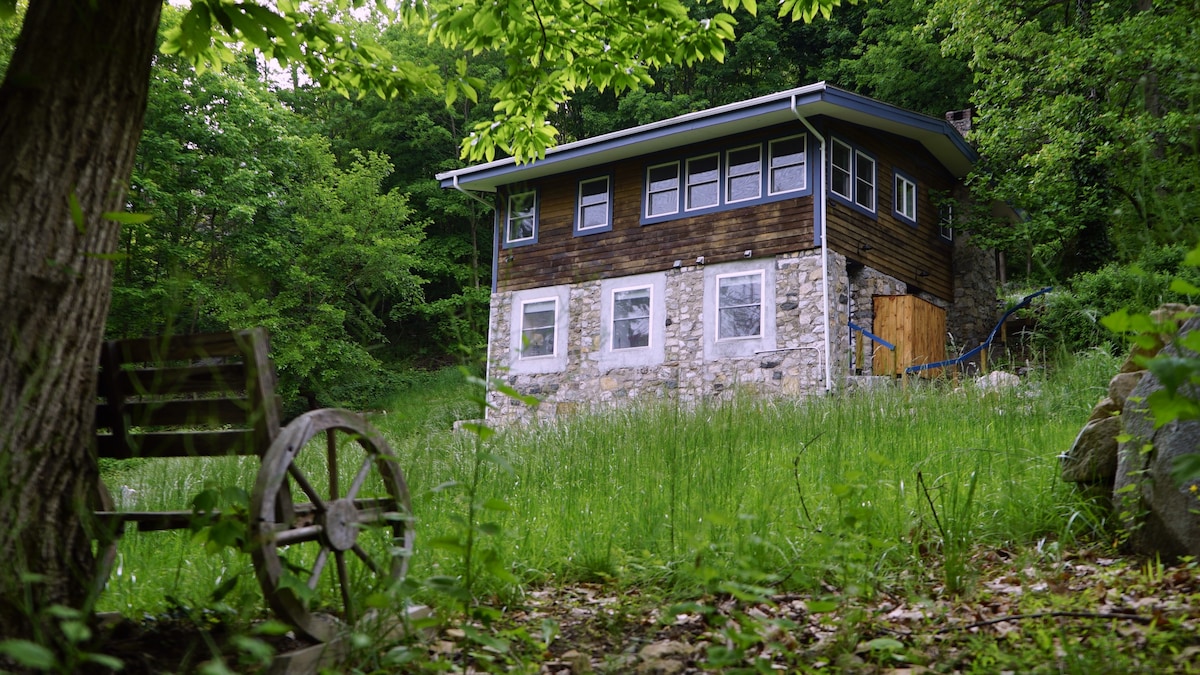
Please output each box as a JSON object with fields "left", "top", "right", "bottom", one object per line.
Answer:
{"left": 436, "top": 82, "right": 977, "bottom": 192}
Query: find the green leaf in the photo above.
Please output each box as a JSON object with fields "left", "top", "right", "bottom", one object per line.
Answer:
{"left": 807, "top": 599, "right": 839, "bottom": 613}
{"left": 478, "top": 522, "right": 501, "bottom": 535}
{"left": 84, "top": 653, "right": 125, "bottom": 670}
{"left": 865, "top": 637, "right": 904, "bottom": 651}
{"left": 0, "top": 0, "right": 16, "bottom": 20}
{"left": 102, "top": 211, "right": 153, "bottom": 225}
{"left": 68, "top": 192, "right": 85, "bottom": 233}
{"left": 1170, "top": 278, "right": 1200, "bottom": 295}
{"left": 0, "top": 640, "right": 57, "bottom": 669}
{"left": 428, "top": 535, "right": 466, "bottom": 554}
{"left": 481, "top": 498, "right": 513, "bottom": 512}
{"left": 252, "top": 620, "right": 294, "bottom": 636}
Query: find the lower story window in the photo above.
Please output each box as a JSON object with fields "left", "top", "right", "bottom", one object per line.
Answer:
{"left": 520, "top": 299, "right": 556, "bottom": 357}
{"left": 612, "top": 286, "right": 651, "bottom": 349}
{"left": 717, "top": 272, "right": 763, "bottom": 340}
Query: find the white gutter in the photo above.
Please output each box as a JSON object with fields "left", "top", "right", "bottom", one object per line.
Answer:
{"left": 452, "top": 175, "right": 501, "bottom": 410}
{"left": 791, "top": 95, "right": 833, "bottom": 394}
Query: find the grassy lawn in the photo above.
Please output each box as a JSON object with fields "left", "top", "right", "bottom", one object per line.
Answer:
{"left": 93, "top": 350, "right": 1200, "bottom": 672}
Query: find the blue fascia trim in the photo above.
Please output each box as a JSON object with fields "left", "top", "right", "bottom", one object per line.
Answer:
{"left": 437, "top": 84, "right": 977, "bottom": 190}
{"left": 892, "top": 168, "right": 918, "bottom": 227}
{"left": 573, "top": 173, "right": 615, "bottom": 237}
{"left": 821, "top": 87, "right": 979, "bottom": 163}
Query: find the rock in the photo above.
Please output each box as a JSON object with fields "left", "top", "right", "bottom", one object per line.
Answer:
{"left": 1086, "top": 397, "right": 1122, "bottom": 423}
{"left": 638, "top": 640, "right": 695, "bottom": 660}
{"left": 977, "top": 370, "right": 1019, "bottom": 390}
{"left": 1107, "top": 371, "right": 1145, "bottom": 410}
{"left": 561, "top": 649, "right": 592, "bottom": 674}
{"left": 1113, "top": 315, "right": 1200, "bottom": 559}
{"left": 635, "top": 659, "right": 685, "bottom": 675}
{"left": 1062, "top": 415, "right": 1121, "bottom": 484}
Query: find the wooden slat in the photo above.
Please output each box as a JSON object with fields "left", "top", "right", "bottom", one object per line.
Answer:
{"left": 96, "top": 430, "right": 256, "bottom": 459}
{"left": 96, "top": 397, "right": 251, "bottom": 430}
{"left": 112, "top": 363, "right": 247, "bottom": 397}
{"left": 108, "top": 330, "right": 257, "bottom": 363}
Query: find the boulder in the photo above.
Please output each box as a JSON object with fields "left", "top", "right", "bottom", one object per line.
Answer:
{"left": 1061, "top": 415, "right": 1121, "bottom": 484}
{"left": 1113, "top": 315, "right": 1200, "bottom": 558}
{"left": 1086, "top": 397, "right": 1122, "bottom": 423}
{"left": 1107, "top": 371, "right": 1145, "bottom": 410}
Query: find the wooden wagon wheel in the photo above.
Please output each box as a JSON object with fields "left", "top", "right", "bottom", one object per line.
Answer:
{"left": 250, "top": 409, "right": 414, "bottom": 643}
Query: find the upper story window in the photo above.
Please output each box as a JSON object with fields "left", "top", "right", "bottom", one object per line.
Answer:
{"left": 642, "top": 133, "right": 810, "bottom": 225}
{"left": 726, "top": 145, "right": 762, "bottom": 203}
{"left": 768, "top": 135, "right": 806, "bottom": 195}
{"left": 505, "top": 190, "right": 538, "bottom": 246}
{"left": 894, "top": 171, "right": 917, "bottom": 226}
{"left": 519, "top": 298, "right": 557, "bottom": 358}
{"left": 685, "top": 154, "right": 720, "bottom": 210}
{"left": 716, "top": 271, "right": 763, "bottom": 340}
{"left": 611, "top": 286, "right": 652, "bottom": 350}
{"left": 830, "top": 137, "right": 876, "bottom": 215}
{"left": 646, "top": 162, "right": 680, "bottom": 218}
{"left": 939, "top": 202, "right": 954, "bottom": 241}
{"left": 575, "top": 176, "right": 612, "bottom": 235}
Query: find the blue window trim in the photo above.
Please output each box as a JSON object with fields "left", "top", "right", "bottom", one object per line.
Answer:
{"left": 767, "top": 134, "right": 808, "bottom": 196}
{"left": 938, "top": 201, "right": 955, "bottom": 242}
{"left": 641, "top": 133, "right": 812, "bottom": 226}
{"left": 502, "top": 188, "right": 538, "bottom": 248}
{"left": 573, "top": 174, "right": 614, "bottom": 236}
{"left": 645, "top": 160, "right": 681, "bottom": 220}
{"left": 828, "top": 136, "right": 877, "bottom": 220}
{"left": 892, "top": 169, "right": 918, "bottom": 227}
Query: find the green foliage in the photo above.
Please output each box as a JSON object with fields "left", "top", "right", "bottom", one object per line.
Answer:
{"left": 1032, "top": 245, "right": 1200, "bottom": 353}
{"left": 1101, "top": 242, "right": 1200, "bottom": 487}
{"left": 932, "top": 0, "right": 1200, "bottom": 278}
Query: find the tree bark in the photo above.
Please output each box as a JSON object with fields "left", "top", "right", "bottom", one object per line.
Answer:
{"left": 0, "top": 0, "right": 161, "bottom": 640}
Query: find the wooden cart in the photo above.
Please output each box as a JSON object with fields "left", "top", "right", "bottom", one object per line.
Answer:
{"left": 92, "top": 329, "right": 414, "bottom": 642}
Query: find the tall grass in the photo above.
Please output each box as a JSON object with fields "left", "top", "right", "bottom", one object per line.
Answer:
{"left": 96, "top": 348, "right": 1117, "bottom": 614}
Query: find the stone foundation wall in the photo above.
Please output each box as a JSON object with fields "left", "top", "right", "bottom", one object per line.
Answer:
{"left": 486, "top": 250, "right": 850, "bottom": 426}
{"left": 949, "top": 231, "right": 998, "bottom": 359}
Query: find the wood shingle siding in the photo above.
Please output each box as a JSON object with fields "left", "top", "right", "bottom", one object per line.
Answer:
{"left": 497, "top": 154, "right": 815, "bottom": 293}
{"left": 823, "top": 122, "right": 956, "bottom": 301}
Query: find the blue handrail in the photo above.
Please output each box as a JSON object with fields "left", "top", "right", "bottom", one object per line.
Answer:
{"left": 848, "top": 321, "right": 895, "bottom": 351}
{"left": 904, "top": 287, "right": 1052, "bottom": 374}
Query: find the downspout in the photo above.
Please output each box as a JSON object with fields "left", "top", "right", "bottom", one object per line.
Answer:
{"left": 790, "top": 96, "right": 833, "bottom": 394}
{"left": 453, "top": 175, "right": 501, "bottom": 406}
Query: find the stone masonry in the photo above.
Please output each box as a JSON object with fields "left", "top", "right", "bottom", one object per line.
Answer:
{"left": 487, "top": 250, "right": 850, "bottom": 425}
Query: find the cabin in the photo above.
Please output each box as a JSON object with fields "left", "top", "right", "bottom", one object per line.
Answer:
{"left": 437, "top": 82, "right": 996, "bottom": 424}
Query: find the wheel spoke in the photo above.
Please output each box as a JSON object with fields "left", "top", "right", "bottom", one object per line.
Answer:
{"left": 287, "top": 463, "right": 327, "bottom": 512}
{"left": 273, "top": 524, "right": 323, "bottom": 546}
{"left": 336, "top": 551, "right": 355, "bottom": 624}
{"left": 326, "top": 429, "right": 339, "bottom": 500}
{"left": 308, "top": 547, "right": 331, "bottom": 591}
{"left": 351, "top": 543, "right": 384, "bottom": 576}
{"left": 345, "top": 455, "right": 372, "bottom": 501}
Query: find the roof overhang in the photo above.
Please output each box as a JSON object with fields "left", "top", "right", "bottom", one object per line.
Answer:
{"left": 436, "top": 82, "right": 977, "bottom": 193}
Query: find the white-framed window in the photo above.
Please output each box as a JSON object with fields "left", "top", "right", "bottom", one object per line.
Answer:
{"left": 894, "top": 172, "right": 917, "bottom": 225}
{"left": 716, "top": 271, "right": 763, "bottom": 341}
{"left": 768, "top": 135, "right": 806, "bottom": 195}
{"left": 646, "top": 162, "right": 680, "bottom": 218}
{"left": 725, "top": 145, "right": 762, "bottom": 203}
{"left": 685, "top": 154, "right": 720, "bottom": 210}
{"left": 939, "top": 202, "right": 954, "bottom": 241}
{"left": 831, "top": 138, "right": 853, "bottom": 200}
{"left": 505, "top": 190, "right": 537, "bottom": 245}
{"left": 855, "top": 150, "right": 876, "bottom": 211}
{"left": 611, "top": 286, "right": 652, "bottom": 350}
{"left": 830, "top": 138, "right": 876, "bottom": 213}
{"left": 576, "top": 176, "right": 612, "bottom": 234}
{"left": 519, "top": 298, "right": 557, "bottom": 358}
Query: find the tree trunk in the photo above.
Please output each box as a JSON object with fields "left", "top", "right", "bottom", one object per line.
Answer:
{"left": 0, "top": 0, "right": 161, "bottom": 640}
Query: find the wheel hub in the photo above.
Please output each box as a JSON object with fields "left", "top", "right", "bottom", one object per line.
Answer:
{"left": 320, "top": 499, "right": 359, "bottom": 551}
